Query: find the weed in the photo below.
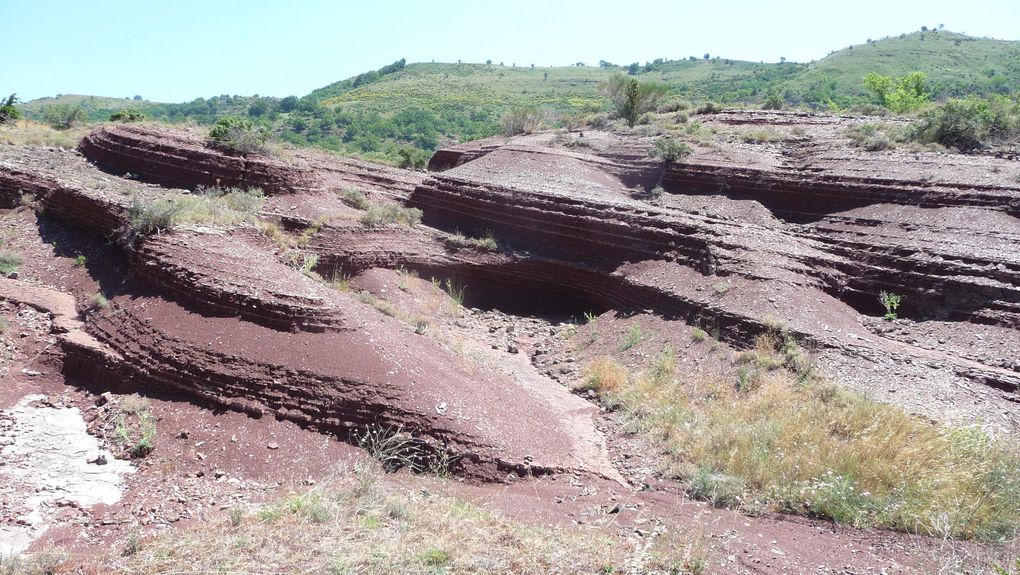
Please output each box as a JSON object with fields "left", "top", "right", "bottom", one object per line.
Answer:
{"left": 583, "top": 310, "right": 597, "bottom": 324}
{"left": 618, "top": 323, "right": 643, "bottom": 351}
{"left": 92, "top": 292, "right": 109, "bottom": 309}
{"left": 578, "top": 356, "right": 628, "bottom": 397}
{"left": 412, "top": 317, "right": 429, "bottom": 335}
{"left": 227, "top": 507, "right": 244, "bottom": 528}
{"left": 353, "top": 425, "right": 453, "bottom": 476}
{"left": 123, "top": 526, "right": 142, "bottom": 556}
{"left": 691, "top": 326, "right": 708, "bottom": 342}
{"left": 418, "top": 548, "right": 451, "bottom": 568}
{"left": 72, "top": 254, "right": 86, "bottom": 267}
{"left": 879, "top": 290, "right": 902, "bottom": 320}
{"left": 442, "top": 278, "right": 465, "bottom": 306}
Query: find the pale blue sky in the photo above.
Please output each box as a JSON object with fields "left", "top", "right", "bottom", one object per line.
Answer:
{"left": 3, "top": 0, "right": 1018, "bottom": 102}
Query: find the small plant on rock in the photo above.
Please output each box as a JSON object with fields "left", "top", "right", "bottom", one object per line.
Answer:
{"left": 879, "top": 291, "right": 902, "bottom": 320}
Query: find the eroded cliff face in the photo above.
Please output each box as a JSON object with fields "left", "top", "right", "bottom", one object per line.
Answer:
{"left": 1, "top": 111, "right": 1018, "bottom": 489}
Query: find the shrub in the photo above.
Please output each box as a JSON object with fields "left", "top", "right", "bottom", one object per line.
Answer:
{"left": 761, "top": 90, "right": 784, "bottom": 110}
{"left": 650, "top": 136, "right": 692, "bottom": 163}
{"left": 109, "top": 109, "right": 146, "bottom": 122}
{"left": 396, "top": 145, "right": 430, "bottom": 169}
{"left": 339, "top": 188, "right": 370, "bottom": 210}
{"left": 0, "top": 93, "right": 20, "bottom": 124}
{"left": 597, "top": 73, "right": 667, "bottom": 127}
{"left": 693, "top": 101, "right": 722, "bottom": 115}
{"left": 42, "top": 103, "right": 87, "bottom": 130}
{"left": 359, "top": 204, "right": 422, "bottom": 228}
{"left": 910, "top": 96, "right": 1020, "bottom": 150}
{"left": 208, "top": 116, "right": 269, "bottom": 154}
{"left": 501, "top": 105, "right": 544, "bottom": 136}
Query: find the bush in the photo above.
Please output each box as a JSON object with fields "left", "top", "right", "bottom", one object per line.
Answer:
{"left": 359, "top": 204, "right": 422, "bottom": 228}
{"left": 649, "top": 136, "right": 692, "bottom": 163}
{"left": 597, "top": 73, "right": 667, "bottom": 127}
{"left": 693, "top": 101, "right": 722, "bottom": 115}
{"left": 396, "top": 146, "right": 430, "bottom": 170}
{"left": 863, "top": 72, "right": 930, "bottom": 114}
{"left": 910, "top": 96, "right": 1020, "bottom": 150}
{"left": 42, "top": 103, "right": 87, "bottom": 130}
{"left": 0, "top": 93, "right": 20, "bottom": 124}
{"left": 761, "top": 90, "right": 784, "bottom": 110}
{"left": 208, "top": 116, "right": 269, "bottom": 154}
{"left": 501, "top": 105, "right": 544, "bottom": 136}
{"left": 110, "top": 109, "right": 146, "bottom": 122}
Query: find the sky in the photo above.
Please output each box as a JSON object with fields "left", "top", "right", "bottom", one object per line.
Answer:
{"left": 4, "top": 0, "right": 1019, "bottom": 103}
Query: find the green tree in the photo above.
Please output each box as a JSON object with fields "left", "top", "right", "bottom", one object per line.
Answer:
{"left": 597, "top": 73, "right": 667, "bottom": 127}
{"left": 41, "top": 103, "right": 87, "bottom": 130}
{"left": 0, "top": 94, "right": 20, "bottom": 124}
{"left": 863, "top": 72, "right": 930, "bottom": 113}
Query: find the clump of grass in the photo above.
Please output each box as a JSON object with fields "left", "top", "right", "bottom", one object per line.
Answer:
{"left": 738, "top": 128, "right": 784, "bottom": 143}
{"left": 0, "top": 250, "right": 21, "bottom": 276}
{"left": 339, "top": 187, "right": 370, "bottom": 209}
{"left": 359, "top": 204, "right": 422, "bottom": 228}
{"left": 103, "top": 463, "right": 700, "bottom": 574}
{"left": 578, "top": 356, "right": 629, "bottom": 396}
{"left": 122, "top": 187, "right": 265, "bottom": 241}
{"left": 442, "top": 278, "right": 465, "bottom": 306}
{"left": 109, "top": 395, "right": 156, "bottom": 458}
{"left": 690, "top": 326, "right": 708, "bottom": 342}
{"left": 447, "top": 230, "right": 500, "bottom": 252}
{"left": 618, "top": 323, "right": 643, "bottom": 351}
{"left": 0, "top": 119, "right": 85, "bottom": 148}
{"left": 592, "top": 335, "right": 1020, "bottom": 540}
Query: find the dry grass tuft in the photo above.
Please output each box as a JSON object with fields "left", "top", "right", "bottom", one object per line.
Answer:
{"left": 99, "top": 463, "right": 705, "bottom": 574}
{"left": 588, "top": 332, "right": 1020, "bottom": 541}
{"left": 0, "top": 119, "right": 88, "bottom": 148}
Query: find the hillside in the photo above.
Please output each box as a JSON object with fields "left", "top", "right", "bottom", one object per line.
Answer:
{"left": 791, "top": 30, "right": 1020, "bottom": 104}
{"left": 15, "top": 29, "right": 1020, "bottom": 163}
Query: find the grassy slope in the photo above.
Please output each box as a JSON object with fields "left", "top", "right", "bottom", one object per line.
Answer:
{"left": 791, "top": 31, "right": 1020, "bottom": 104}
{"left": 18, "top": 94, "right": 156, "bottom": 121}
{"left": 307, "top": 31, "right": 1019, "bottom": 115}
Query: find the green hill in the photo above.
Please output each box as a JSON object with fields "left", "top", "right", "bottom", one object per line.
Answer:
{"left": 15, "top": 29, "right": 1020, "bottom": 163}
{"left": 789, "top": 30, "right": 1020, "bottom": 105}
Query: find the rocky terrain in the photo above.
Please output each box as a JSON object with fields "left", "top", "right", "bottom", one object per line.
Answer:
{"left": 1, "top": 111, "right": 1018, "bottom": 572}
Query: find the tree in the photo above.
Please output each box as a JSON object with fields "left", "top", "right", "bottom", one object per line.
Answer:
{"left": 42, "top": 104, "right": 86, "bottom": 130}
{"left": 279, "top": 96, "right": 299, "bottom": 112}
{"left": 864, "top": 71, "right": 930, "bottom": 113}
{"left": 0, "top": 94, "right": 21, "bottom": 124}
{"left": 597, "top": 73, "right": 668, "bottom": 127}
{"left": 703, "top": 53, "right": 710, "bottom": 60}
{"left": 627, "top": 62, "right": 640, "bottom": 75}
